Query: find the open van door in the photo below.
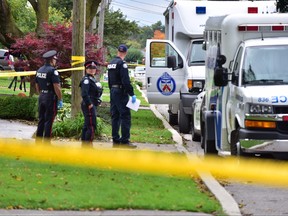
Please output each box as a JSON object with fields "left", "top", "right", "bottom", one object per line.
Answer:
{"left": 145, "top": 39, "right": 186, "bottom": 104}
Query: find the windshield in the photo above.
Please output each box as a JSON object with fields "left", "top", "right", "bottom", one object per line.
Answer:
{"left": 189, "top": 41, "right": 205, "bottom": 65}
{"left": 242, "top": 45, "right": 288, "bottom": 85}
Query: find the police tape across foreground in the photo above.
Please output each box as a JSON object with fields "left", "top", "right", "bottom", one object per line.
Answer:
{"left": 1, "top": 139, "right": 288, "bottom": 188}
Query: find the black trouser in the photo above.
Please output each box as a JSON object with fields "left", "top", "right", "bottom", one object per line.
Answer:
{"left": 81, "top": 102, "right": 97, "bottom": 143}
{"left": 110, "top": 87, "right": 131, "bottom": 144}
{"left": 36, "top": 92, "right": 57, "bottom": 140}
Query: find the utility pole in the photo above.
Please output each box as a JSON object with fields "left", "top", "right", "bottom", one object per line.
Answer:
{"left": 71, "top": 0, "right": 86, "bottom": 117}
{"left": 97, "top": 0, "right": 110, "bottom": 80}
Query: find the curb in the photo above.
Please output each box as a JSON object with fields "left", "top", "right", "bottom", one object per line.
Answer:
{"left": 149, "top": 104, "right": 241, "bottom": 216}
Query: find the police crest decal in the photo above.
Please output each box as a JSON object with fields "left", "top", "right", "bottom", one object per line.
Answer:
{"left": 157, "top": 72, "right": 176, "bottom": 96}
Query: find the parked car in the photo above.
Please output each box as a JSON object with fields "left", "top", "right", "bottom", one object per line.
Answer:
{"left": 0, "top": 49, "right": 14, "bottom": 70}
{"left": 191, "top": 91, "right": 205, "bottom": 142}
{"left": 134, "top": 66, "right": 146, "bottom": 77}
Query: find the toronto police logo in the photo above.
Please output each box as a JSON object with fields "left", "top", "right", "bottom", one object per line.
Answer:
{"left": 157, "top": 72, "right": 176, "bottom": 96}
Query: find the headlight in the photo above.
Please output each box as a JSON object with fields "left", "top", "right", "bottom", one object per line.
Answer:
{"left": 193, "top": 81, "right": 203, "bottom": 89}
{"left": 248, "top": 104, "right": 273, "bottom": 114}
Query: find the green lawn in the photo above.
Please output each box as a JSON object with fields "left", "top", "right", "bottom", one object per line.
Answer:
{"left": 0, "top": 156, "right": 222, "bottom": 214}
{"left": 0, "top": 76, "right": 223, "bottom": 214}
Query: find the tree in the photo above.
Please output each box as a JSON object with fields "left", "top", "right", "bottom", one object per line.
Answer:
{"left": 277, "top": 0, "right": 288, "bottom": 12}
{"left": 135, "top": 21, "right": 165, "bottom": 48}
{"left": 152, "top": 30, "right": 165, "bottom": 39}
{"left": 0, "top": 0, "right": 101, "bottom": 47}
{"left": 104, "top": 9, "right": 139, "bottom": 60}
{"left": 11, "top": 23, "right": 103, "bottom": 96}
{"left": 125, "top": 48, "right": 143, "bottom": 63}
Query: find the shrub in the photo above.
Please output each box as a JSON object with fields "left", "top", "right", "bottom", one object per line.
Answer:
{"left": 53, "top": 113, "right": 105, "bottom": 139}
{"left": 0, "top": 95, "right": 38, "bottom": 120}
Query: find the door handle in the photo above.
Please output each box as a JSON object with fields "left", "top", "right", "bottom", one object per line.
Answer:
{"left": 147, "top": 77, "right": 152, "bottom": 87}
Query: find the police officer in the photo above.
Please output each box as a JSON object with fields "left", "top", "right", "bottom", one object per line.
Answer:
{"left": 80, "top": 60, "right": 103, "bottom": 146}
{"left": 35, "top": 50, "right": 63, "bottom": 142}
{"left": 107, "top": 44, "right": 137, "bottom": 148}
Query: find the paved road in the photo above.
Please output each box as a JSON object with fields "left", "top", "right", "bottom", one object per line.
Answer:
{"left": 154, "top": 104, "right": 288, "bottom": 216}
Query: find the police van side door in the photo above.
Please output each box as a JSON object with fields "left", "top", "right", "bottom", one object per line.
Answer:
{"left": 145, "top": 39, "right": 186, "bottom": 104}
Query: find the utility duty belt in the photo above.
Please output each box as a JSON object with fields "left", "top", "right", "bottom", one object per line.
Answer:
{"left": 41, "top": 90, "right": 53, "bottom": 93}
{"left": 111, "top": 84, "right": 122, "bottom": 88}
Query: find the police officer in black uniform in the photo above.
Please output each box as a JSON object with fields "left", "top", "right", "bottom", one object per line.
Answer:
{"left": 107, "top": 44, "right": 137, "bottom": 148}
{"left": 35, "top": 50, "right": 63, "bottom": 142}
{"left": 80, "top": 60, "right": 103, "bottom": 146}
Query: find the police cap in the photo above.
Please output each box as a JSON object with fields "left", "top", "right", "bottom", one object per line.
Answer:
{"left": 84, "top": 60, "right": 98, "bottom": 69}
{"left": 42, "top": 50, "right": 57, "bottom": 59}
{"left": 118, "top": 44, "right": 128, "bottom": 53}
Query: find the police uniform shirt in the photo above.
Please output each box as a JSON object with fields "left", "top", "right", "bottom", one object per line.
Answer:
{"left": 80, "top": 74, "right": 103, "bottom": 106}
{"left": 107, "top": 56, "right": 134, "bottom": 96}
{"left": 35, "top": 63, "right": 60, "bottom": 92}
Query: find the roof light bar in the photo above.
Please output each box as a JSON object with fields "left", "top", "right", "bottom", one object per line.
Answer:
{"left": 238, "top": 24, "right": 288, "bottom": 32}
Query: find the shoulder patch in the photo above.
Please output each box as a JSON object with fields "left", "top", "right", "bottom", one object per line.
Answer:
{"left": 123, "top": 63, "right": 128, "bottom": 69}
{"left": 54, "top": 70, "right": 59, "bottom": 76}
{"left": 83, "top": 79, "right": 89, "bottom": 84}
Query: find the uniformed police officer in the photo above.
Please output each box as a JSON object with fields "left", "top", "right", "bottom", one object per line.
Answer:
{"left": 80, "top": 60, "right": 103, "bottom": 146}
{"left": 35, "top": 50, "right": 63, "bottom": 142}
{"left": 107, "top": 44, "right": 137, "bottom": 148}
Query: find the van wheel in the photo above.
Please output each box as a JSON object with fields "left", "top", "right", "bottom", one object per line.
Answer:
{"left": 178, "top": 101, "right": 191, "bottom": 133}
{"left": 191, "top": 115, "right": 200, "bottom": 141}
{"left": 204, "top": 140, "right": 217, "bottom": 154}
{"left": 169, "top": 113, "right": 178, "bottom": 126}
{"left": 231, "top": 129, "right": 240, "bottom": 156}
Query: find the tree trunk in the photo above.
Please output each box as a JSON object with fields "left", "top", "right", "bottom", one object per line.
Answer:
{"left": 0, "top": 0, "right": 23, "bottom": 47}
{"left": 86, "top": 0, "right": 101, "bottom": 30}
{"left": 28, "top": 0, "right": 49, "bottom": 35}
{"left": 71, "top": 0, "right": 86, "bottom": 117}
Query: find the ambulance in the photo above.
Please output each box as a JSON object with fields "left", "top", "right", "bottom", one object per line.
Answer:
{"left": 145, "top": 0, "right": 276, "bottom": 133}
{"left": 202, "top": 13, "right": 288, "bottom": 158}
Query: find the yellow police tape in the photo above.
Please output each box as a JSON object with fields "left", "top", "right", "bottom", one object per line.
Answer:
{"left": 71, "top": 56, "right": 85, "bottom": 66}
{"left": 1, "top": 139, "right": 288, "bottom": 187}
{"left": 0, "top": 66, "right": 85, "bottom": 77}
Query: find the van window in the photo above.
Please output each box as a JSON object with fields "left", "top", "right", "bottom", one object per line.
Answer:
{"left": 189, "top": 40, "right": 205, "bottom": 65}
{"left": 232, "top": 46, "right": 243, "bottom": 86}
{"left": 150, "top": 42, "right": 182, "bottom": 68}
{"left": 242, "top": 45, "right": 288, "bottom": 85}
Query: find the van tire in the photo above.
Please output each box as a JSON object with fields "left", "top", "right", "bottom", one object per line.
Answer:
{"left": 231, "top": 129, "right": 239, "bottom": 156}
{"left": 169, "top": 113, "right": 178, "bottom": 126}
{"left": 204, "top": 139, "right": 217, "bottom": 154}
{"left": 178, "top": 101, "right": 191, "bottom": 133}
{"left": 191, "top": 115, "right": 200, "bottom": 141}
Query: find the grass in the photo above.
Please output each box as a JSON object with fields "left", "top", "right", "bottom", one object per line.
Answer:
{"left": 0, "top": 77, "right": 30, "bottom": 96}
{"left": 0, "top": 76, "right": 223, "bottom": 214}
{"left": 0, "top": 156, "right": 222, "bottom": 214}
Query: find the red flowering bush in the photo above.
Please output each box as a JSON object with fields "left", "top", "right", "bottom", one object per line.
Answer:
{"left": 11, "top": 23, "right": 105, "bottom": 88}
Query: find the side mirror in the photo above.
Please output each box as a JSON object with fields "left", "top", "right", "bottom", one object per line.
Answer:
{"left": 202, "top": 42, "right": 207, "bottom": 51}
{"left": 167, "top": 55, "right": 176, "bottom": 69}
{"left": 214, "top": 67, "right": 228, "bottom": 86}
{"left": 214, "top": 54, "right": 228, "bottom": 86}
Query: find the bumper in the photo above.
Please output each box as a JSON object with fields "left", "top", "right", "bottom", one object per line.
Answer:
{"left": 239, "top": 128, "right": 288, "bottom": 153}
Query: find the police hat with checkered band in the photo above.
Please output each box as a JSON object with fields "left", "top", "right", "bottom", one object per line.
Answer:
{"left": 84, "top": 60, "right": 98, "bottom": 69}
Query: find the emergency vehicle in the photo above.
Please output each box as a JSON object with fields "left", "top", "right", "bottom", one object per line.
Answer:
{"left": 145, "top": 0, "right": 276, "bottom": 133}
{"left": 202, "top": 13, "right": 288, "bottom": 158}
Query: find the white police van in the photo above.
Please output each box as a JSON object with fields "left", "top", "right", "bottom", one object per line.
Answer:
{"left": 145, "top": 0, "right": 276, "bottom": 134}
{"left": 202, "top": 13, "right": 288, "bottom": 158}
